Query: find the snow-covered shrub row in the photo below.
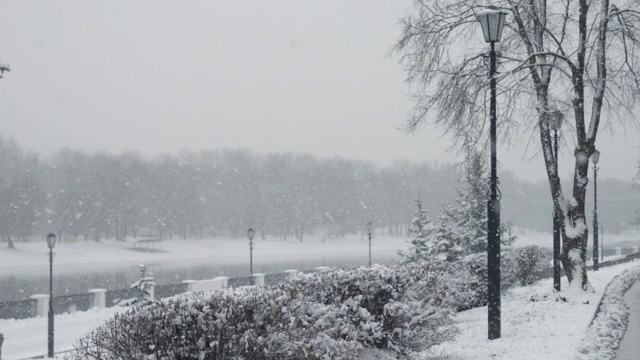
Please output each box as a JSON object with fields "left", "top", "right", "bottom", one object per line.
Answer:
{"left": 575, "top": 262, "right": 640, "bottom": 360}
{"left": 504, "top": 245, "right": 553, "bottom": 287}
{"left": 279, "top": 261, "right": 480, "bottom": 352}
{"left": 461, "top": 245, "right": 552, "bottom": 307}
{"left": 68, "top": 261, "right": 477, "bottom": 359}
{"left": 68, "top": 286, "right": 365, "bottom": 359}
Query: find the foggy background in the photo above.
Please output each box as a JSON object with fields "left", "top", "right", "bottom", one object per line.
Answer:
{"left": 0, "top": 0, "right": 639, "bottom": 240}
{"left": 0, "top": 1, "right": 638, "bottom": 181}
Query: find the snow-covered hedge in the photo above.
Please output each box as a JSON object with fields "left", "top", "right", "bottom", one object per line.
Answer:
{"left": 504, "top": 245, "right": 553, "bottom": 287}
{"left": 279, "top": 261, "right": 479, "bottom": 352}
{"left": 575, "top": 262, "right": 640, "bottom": 360}
{"left": 69, "top": 287, "right": 365, "bottom": 359}
{"left": 461, "top": 245, "right": 552, "bottom": 307}
{"left": 68, "top": 261, "right": 479, "bottom": 359}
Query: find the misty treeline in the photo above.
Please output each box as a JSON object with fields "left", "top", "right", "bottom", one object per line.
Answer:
{"left": 0, "top": 135, "right": 637, "bottom": 246}
{"left": 0, "top": 135, "right": 461, "bottom": 243}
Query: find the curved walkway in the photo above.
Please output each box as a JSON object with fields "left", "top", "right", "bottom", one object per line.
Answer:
{"left": 616, "top": 280, "right": 640, "bottom": 359}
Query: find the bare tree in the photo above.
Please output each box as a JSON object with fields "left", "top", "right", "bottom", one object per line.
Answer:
{"left": 392, "top": 0, "right": 640, "bottom": 290}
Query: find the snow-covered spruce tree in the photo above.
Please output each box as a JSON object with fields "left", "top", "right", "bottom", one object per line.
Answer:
{"left": 393, "top": 0, "right": 640, "bottom": 290}
{"left": 451, "top": 151, "right": 489, "bottom": 254}
{"left": 399, "top": 197, "right": 435, "bottom": 262}
{"left": 449, "top": 151, "right": 515, "bottom": 255}
{"left": 429, "top": 203, "right": 464, "bottom": 261}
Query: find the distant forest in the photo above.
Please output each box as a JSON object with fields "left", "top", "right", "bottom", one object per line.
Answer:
{"left": 0, "top": 135, "right": 638, "bottom": 245}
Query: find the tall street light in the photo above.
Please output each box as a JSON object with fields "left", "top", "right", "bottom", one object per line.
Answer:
{"left": 46, "top": 233, "right": 56, "bottom": 358}
{"left": 367, "top": 222, "right": 373, "bottom": 267}
{"left": 592, "top": 149, "right": 600, "bottom": 271}
{"left": 549, "top": 109, "right": 564, "bottom": 291}
{"left": 477, "top": 6, "right": 506, "bottom": 341}
{"left": 247, "top": 228, "right": 255, "bottom": 285}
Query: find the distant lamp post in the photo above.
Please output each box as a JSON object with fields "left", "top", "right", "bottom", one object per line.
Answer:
{"left": 367, "top": 222, "right": 373, "bottom": 266}
{"left": 139, "top": 262, "right": 146, "bottom": 279}
{"left": 592, "top": 149, "right": 600, "bottom": 271}
{"left": 46, "top": 233, "right": 56, "bottom": 358}
{"left": 477, "top": 5, "right": 507, "bottom": 341}
{"left": 247, "top": 228, "right": 255, "bottom": 285}
{"left": 549, "top": 109, "right": 564, "bottom": 291}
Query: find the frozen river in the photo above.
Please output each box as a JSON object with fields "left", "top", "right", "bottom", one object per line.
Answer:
{"left": 616, "top": 280, "right": 640, "bottom": 360}
{"left": 0, "top": 236, "right": 408, "bottom": 302}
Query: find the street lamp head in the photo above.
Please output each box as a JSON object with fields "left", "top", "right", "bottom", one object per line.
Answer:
{"left": 549, "top": 110, "right": 564, "bottom": 131}
{"left": 476, "top": 6, "right": 507, "bottom": 43}
{"left": 46, "top": 233, "right": 56, "bottom": 249}
{"left": 139, "top": 262, "right": 146, "bottom": 273}
{"left": 592, "top": 149, "right": 600, "bottom": 164}
{"left": 247, "top": 228, "right": 255, "bottom": 241}
{"left": 367, "top": 222, "right": 373, "bottom": 236}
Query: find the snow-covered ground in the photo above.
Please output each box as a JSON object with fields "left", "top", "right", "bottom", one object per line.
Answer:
{"left": 417, "top": 260, "right": 640, "bottom": 360}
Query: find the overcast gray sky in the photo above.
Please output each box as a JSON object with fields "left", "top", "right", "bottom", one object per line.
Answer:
{"left": 0, "top": 0, "right": 638, "bottom": 182}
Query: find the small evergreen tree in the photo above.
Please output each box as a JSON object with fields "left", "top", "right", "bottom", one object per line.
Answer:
{"left": 451, "top": 151, "right": 515, "bottom": 254}
{"left": 452, "top": 151, "right": 488, "bottom": 253}
{"left": 399, "top": 197, "right": 434, "bottom": 262}
{"left": 429, "top": 203, "right": 463, "bottom": 261}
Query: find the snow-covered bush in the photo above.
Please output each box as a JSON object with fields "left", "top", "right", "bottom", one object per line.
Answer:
{"left": 280, "top": 261, "right": 478, "bottom": 353}
{"left": 68, "top": 287, "right": 364, "bottom": 359}
{"left": 507, "top": 245, "right": 552, "bottom": 286}
{"left": 69, "top": 261, "right": 481, "bottom": 359}
{"left": 462, "top": 246, "right": 552, "bottom": 307}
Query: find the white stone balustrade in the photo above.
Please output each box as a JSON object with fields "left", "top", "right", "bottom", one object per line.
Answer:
{"left": 284, "top": 269, "right": 298, "bottom": 281}
{"left": 29, "top": 294, "right": 49, "bottom": 317}
{"left": 88, "top": 289, "right": 106, "bottom": 309}
{"left": 253, "top": 273, "right": 265, "bottom": 286}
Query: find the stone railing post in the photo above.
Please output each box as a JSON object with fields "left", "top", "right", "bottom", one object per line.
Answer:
{"left": 615, "top": 247, "right": 622, "bottom": 256}
{"left": 182, "top": 280, "right": 197, "bottom": 292}
{"left": 30, "top": 294, "right": 49, "bottom": 317}
{"left": 213, "top": 276, "right": 229, "bottom": 288}
{"left": 253, "top": 273, "right": 265, "bottom": 286}
{"left": 284, "top": 269, "right": 298, "bottom": 281}
{"left": 89, "top": 289, "right": 106, "bottom": 309}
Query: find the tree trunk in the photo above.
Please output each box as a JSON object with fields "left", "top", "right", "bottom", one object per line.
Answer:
{"left": 560, "top": 150, "right": 591, "bottom": 289}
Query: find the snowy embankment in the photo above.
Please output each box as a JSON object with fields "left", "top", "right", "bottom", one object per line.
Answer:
{"left": 417, "top": 259, "right": 640, "bottom": 360}
{"left": 0, "top": 260, "right": 638, "bottom": 359}
{"left": 0, "top": 306, "right": 121, "bottom": 359}
{"left": 575, "top": 264, "right": 640, "bottom": 360}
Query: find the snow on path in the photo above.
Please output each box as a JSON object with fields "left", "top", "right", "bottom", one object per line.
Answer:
{"left": 0, "top": 307, "right": 122, "bottom": 360}
{"left": 615, "top": 280, "right": 640, "bottom": 360}
{"left": 417, "top": 260, "right": 640, "bottom": 360}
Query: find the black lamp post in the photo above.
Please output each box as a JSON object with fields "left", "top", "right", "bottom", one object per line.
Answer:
{"left": 477, "top": 6, "right": 506, "bottom": 341}
{"left": 247, "top": 228, "right": 255, "bottom": 285}
{"left": 46, "top": 233, "right": 56, "bottom": 358}
{"left": 367, "top": 222, "right": 373, "bottom": 267}
{"left": 549, "top": 109, "right": 564, "bottom": 291}
{"left": 592, "top": 149, "right": 600, "bottom": 271}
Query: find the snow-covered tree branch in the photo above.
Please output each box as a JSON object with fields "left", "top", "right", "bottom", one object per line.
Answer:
{"left": 392, "top": 0, "right": 640, "bottom": 290}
